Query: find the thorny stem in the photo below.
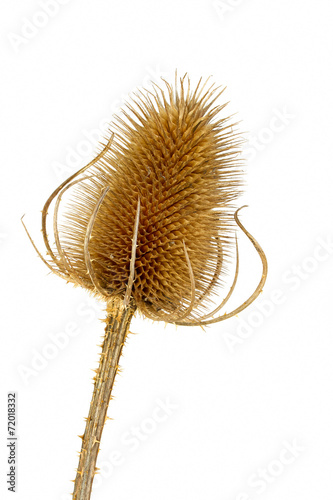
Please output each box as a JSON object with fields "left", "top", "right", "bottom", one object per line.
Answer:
{"left": 73, "top": 296, "right": 136, "bottom": 500}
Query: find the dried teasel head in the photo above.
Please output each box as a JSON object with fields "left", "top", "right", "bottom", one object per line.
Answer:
{"left": 24, "top": 74, "right": 267, "bottom": 325}
{"left": 24, "top": 74, "right": 268, "bottom": 500}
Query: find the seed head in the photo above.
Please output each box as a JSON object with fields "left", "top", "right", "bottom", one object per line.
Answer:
{"left": 24, "top": 74, "right": 267, "bottom": 325}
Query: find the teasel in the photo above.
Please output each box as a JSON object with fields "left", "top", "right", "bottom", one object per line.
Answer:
{"left": 23, "top": 74, "right": 267, "bottom": 499}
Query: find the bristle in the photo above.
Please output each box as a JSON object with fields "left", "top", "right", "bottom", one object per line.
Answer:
{"left": 47, "top": 75, "right": 243, "bottom": 321}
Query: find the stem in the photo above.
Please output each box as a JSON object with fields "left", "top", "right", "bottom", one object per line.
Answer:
{"left": 73, "top": 296, "right": 136, "bottom": 500}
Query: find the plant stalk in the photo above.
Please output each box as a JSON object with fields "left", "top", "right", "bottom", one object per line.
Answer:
{"left": 73, "top": 296, "right": 136, "bottom": 500}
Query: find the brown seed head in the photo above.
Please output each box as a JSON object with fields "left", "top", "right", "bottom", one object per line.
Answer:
{"left": 25, "top": 75, "right": 267, "bottom": 325}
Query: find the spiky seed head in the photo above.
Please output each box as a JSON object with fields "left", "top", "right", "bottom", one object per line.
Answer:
{"left": 43, "top": 75, "right": 243, "bottom": 322}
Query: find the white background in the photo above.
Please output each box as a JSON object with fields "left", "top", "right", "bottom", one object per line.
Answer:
{"left": 1, "top": 1, "right": 333, "bottom": 499}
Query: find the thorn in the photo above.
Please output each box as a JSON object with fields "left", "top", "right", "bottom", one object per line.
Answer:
{"left": 78, "top": 434, "right": 84, "bottom": 440}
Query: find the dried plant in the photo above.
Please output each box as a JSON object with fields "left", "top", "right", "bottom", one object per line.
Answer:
{"left": 23, "top": 74, "right": 267, "bottom": 499}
